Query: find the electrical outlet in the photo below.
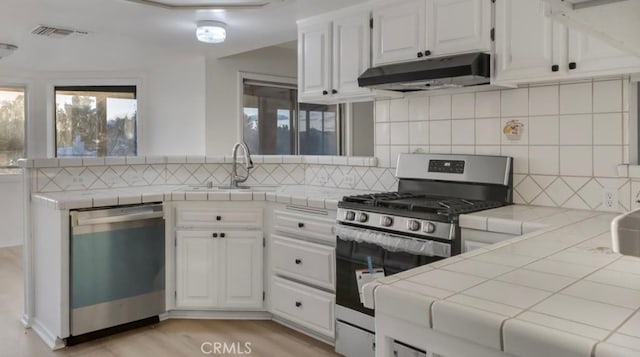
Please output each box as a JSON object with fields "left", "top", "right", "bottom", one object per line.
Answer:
{"left": 602, "top": 188, "right": 618, "bottom": 211}
{"left": 71, "top": 176, "right": 83, "bottom": 184}
{"left": 344, "top": 174, "right": 356, "bottom": 188}
{"left": 317, "top": 172, "right": 328, "bottom": 185}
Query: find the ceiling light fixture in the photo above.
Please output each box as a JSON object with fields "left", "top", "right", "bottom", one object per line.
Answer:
{"left": 0, "top": 43, "right": 18, "bottom": 59}
{"left": 196, "top": 20, "right": 226, "bottom": 44}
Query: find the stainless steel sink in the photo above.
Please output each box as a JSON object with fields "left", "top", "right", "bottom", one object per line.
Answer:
{"left": 612, "top": 209, "right": 640, "bottom": 257}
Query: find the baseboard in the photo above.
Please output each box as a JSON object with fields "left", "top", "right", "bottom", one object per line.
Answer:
{"left": 20, "top": 314, "right": 32, "bottom": 328}
{"left": 31, "top": 318, "right": 65, "bottom": 350}
{"left": 164, "top": 310, "right": 272, "bottom": 320}
{"left": 0, "top": 240, "right": 23, "bottom": 248}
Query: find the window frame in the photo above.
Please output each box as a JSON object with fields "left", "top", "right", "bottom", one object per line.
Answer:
{"left": 0, "top": 83, "right": 28, "bottom": 170}
{"left": 237, "top": 71, "right": 343, "bottom": 156}
{"left": 46, "top": 77, "right": 144, "bottom": 157}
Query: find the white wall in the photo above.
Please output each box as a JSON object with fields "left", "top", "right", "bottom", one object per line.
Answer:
{"left": 0, "top": 175, "right": 24, "bottom": 247}
{"left": 143, "top": 56, "right": 206, "bottom": 155}
{"left": 205, "top": 46, "right": 297, "bottom": 155}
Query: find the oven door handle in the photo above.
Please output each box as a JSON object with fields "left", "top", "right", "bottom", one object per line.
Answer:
{"left": 335, "top": 225, "right": 451, "bottom": 258}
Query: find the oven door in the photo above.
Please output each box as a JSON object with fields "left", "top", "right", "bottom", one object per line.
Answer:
{"left": 335, "top": 225, "right": 452, "bottom": 317}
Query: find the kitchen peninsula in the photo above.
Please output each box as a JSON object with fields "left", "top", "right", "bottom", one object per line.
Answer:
{"left": 364, "top": 205, "right": 640, "bottom": 357}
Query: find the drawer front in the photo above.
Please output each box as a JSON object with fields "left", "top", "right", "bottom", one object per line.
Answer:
{"left": 274, "top": 210, "right": 335, "bottom": 244}
{"left": 271, "top": 277, "right": 335, "bottom": 338}
{"left": 176, "top": 208, "right": 262, "bottom": 228}
{"left": 272, "top": 235, "right": 335, "bottom": 291}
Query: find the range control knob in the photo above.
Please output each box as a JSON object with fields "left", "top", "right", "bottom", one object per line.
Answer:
{"left": 357, "top": 213, "right": 369, "bottom": 223}
{"left": 345, "top": 211, "right": 356, "bottom": 221}
{"left": 407, "top": 220, "right": 421, "bottom": 231}
{"left": 423, "top": 222, "right": 436, "bottom": 234}
{"left": 380, "top": 216, "right": 394, "bottom": 227}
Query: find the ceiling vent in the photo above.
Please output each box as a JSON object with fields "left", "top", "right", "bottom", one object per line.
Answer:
{"left": 31, "top": 25, "right": 89, "bottom": 39}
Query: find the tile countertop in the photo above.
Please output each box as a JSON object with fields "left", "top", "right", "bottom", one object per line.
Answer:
{"left": 363, "top": 205, "right": 640, "bottom": 357}
{"left": 31, "top": 185, "right": 369, "bottom": 210}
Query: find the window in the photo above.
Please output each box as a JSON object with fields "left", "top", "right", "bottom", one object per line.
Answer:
{"left": 242, "top": 78, "right": 340, "bottom": 155}
{"left": 55, "top": 85, "right": 137, "bottom": 157}
{"left": 299, "top": 103, "right": 338, "bottom": 155}
{"left": 0, "top": 87, "right": 25, "bottom": 168}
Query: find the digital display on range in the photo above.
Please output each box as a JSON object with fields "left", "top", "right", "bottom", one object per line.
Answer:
{"left": 428, "top": 160, "right": 465, "bottom": 174}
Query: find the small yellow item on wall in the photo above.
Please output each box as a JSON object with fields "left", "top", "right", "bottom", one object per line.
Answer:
{"left": 503, "top": 119, "right": 524, "bottom": 142}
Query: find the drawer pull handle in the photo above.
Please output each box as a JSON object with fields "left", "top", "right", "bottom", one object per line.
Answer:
{"left": 220, "top": 233, "right": 226, "bottom": 238}
{"left": 295, "top": 259, "right": 302, "bottom": 264}
{"left": 298, "top": 222, "right": 304, "bottom": 228}
{"left": 295, "top": 301, "right": 302, "bottom": 308}
{"left": 216, "top": 216, "right": 222, "bottom": 221}
{"left": 212, "top": 233, "right": 218, "bottom": 238}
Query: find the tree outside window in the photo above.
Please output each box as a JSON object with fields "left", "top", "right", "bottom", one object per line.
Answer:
{"left": 0, "top": 87, "right": 25, "bottom": 168}
{"left": 55, "top": 86, "right": 137, "bottom": 157}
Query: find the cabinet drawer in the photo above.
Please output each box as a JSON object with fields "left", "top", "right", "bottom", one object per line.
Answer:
{"left": 272, "top": 235, "right": 335, "bottom": 291}
{"left": 274, "top": 210, "right": 335, "bottom": 244}
{"left": 271, "top": 277, "right": 335, "bottom": 338}
{"left": 176, "top": 207, "right": 262, "bottom": 228}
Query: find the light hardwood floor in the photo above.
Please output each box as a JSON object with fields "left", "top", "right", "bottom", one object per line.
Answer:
{"left": 0, "top": 246, "right": 339, "bottom": 357}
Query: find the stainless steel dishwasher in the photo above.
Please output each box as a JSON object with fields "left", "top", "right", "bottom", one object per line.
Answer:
{"left": 69, "top": 203, "right": 165, "bottom": 344}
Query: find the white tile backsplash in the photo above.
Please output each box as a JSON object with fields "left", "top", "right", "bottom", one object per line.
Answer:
{"left": 430, "top": 120, "right": 452, "bottom": 145}
{"left": 408, "top": 96, "right": 429, "bottom": 121}
{"left": 409, "top": 121, "right": 429, "bottom": 145}
{"left": 560, "top": 146, "right": 593, "bottom": 176}
{"left": 529, "top": 116, "right": 559, "bottom": 145}
{"left": 560, "top": 114, "right": 592, "bottom": 145}
{"left": 476, "top": 91, "right": 501, "bottom": 118}
{"left": 389, "top": 122, "right": 409, "bottom": 145}
{"left": 373, "top": 78, "right": 631, "bottom": 211}
{"left": 529, "top": 85, "right": 559, "bottom": 116}
{"left": 389, "top": 98, "right": 409, "bottom": 122}
{"left": 593, "top": 112, "right": 622, "bottom": 145}
{"left": 560, "top": 82, "right": 593, "bottom": 114}
{"left": 451, "top": 119, "right": 475, "bottom": 145}
{"left": 430, "top": 94, "right": 452, "bottom": 120}
{"left": 501, "top": 88, "right": 529, "bottom": 117}
{"left": 593, "top": 79, "right": 623, "bottom": 113}
{"left": 452, "top": 93, "right": 475, "bottom": 119}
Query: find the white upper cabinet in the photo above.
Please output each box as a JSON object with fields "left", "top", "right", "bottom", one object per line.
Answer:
{"left": 372, "top": 0, "right": 491, "bottom": 66}
{"left": 495, "top": 0, "right": 640, "bottom": 84}
{"left": 332, "top": 12, "right": 371, "bottom": 99}
{"left": 298, "top": 22, "right": 332, "bottom": 101}
{"left": 428, "top": 0, "right": 492, "bottom": 55}
{"left": 372, "top": 0, "right": 426, "bottom": 66}
{"left": 495, "top": 0, "right": 563, "bottom": 81}
{"left": 298, "top": 6, "right": 372, "bottom": 103}
{"left": 568, "top": 29, "right": 640, "bottom": 75}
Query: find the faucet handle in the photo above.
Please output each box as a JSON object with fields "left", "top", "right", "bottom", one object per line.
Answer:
{"left": 247, "top": 158, "right": 254, "bottom": 169}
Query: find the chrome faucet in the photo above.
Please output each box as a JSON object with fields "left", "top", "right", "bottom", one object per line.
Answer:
{"left": 229, "top": 142, "right": 254, "bottom": 188}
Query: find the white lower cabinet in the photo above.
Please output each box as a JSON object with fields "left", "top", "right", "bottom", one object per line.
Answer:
{"left": 271, "top": 277, "right": 335, "bottom": 338}
{"left": 269, "top": 207, "right": 337, "bottom": 341}
{"left": 175, "top": 230, "right": 263, "bottom": 310}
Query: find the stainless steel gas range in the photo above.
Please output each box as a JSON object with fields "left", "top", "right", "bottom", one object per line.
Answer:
{"left": 334, "top": 153, "right": 513, "bottom": 357}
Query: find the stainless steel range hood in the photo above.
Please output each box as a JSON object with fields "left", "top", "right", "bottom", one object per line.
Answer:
{"left": 357, "top": 52, "right": 490, "bottom": 92}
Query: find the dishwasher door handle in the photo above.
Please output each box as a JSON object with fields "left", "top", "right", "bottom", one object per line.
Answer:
{"left": 76, "top": 211, "right": 164, "bottom": 226}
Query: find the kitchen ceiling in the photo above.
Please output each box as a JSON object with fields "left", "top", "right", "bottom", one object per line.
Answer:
{"left": 0, "top": 0, "right": 368, "bottom": 71}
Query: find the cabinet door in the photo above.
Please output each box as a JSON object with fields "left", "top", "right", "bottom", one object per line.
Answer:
{"left": 219, "top": 231, "right": 263, "bottom": 308}
{"left": 298, "top": 22, "right": 332, "bottom": 101}
{"left": 495, "top": 0, "right": 564, "bottom": 81}
{"left": 332, "top": 11, "right": 371, "bottom": 98}
{"left": 427, "top": 0, "right": 491, "bottom": 55}
{"left": 175, "top": 231, "right": 218, "bottom": 308}
{"left": 372, "top": 0, "right": 426, "bottom": 66}
{"left": 568, "top": 29, "right": 640, "bottom": 75}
